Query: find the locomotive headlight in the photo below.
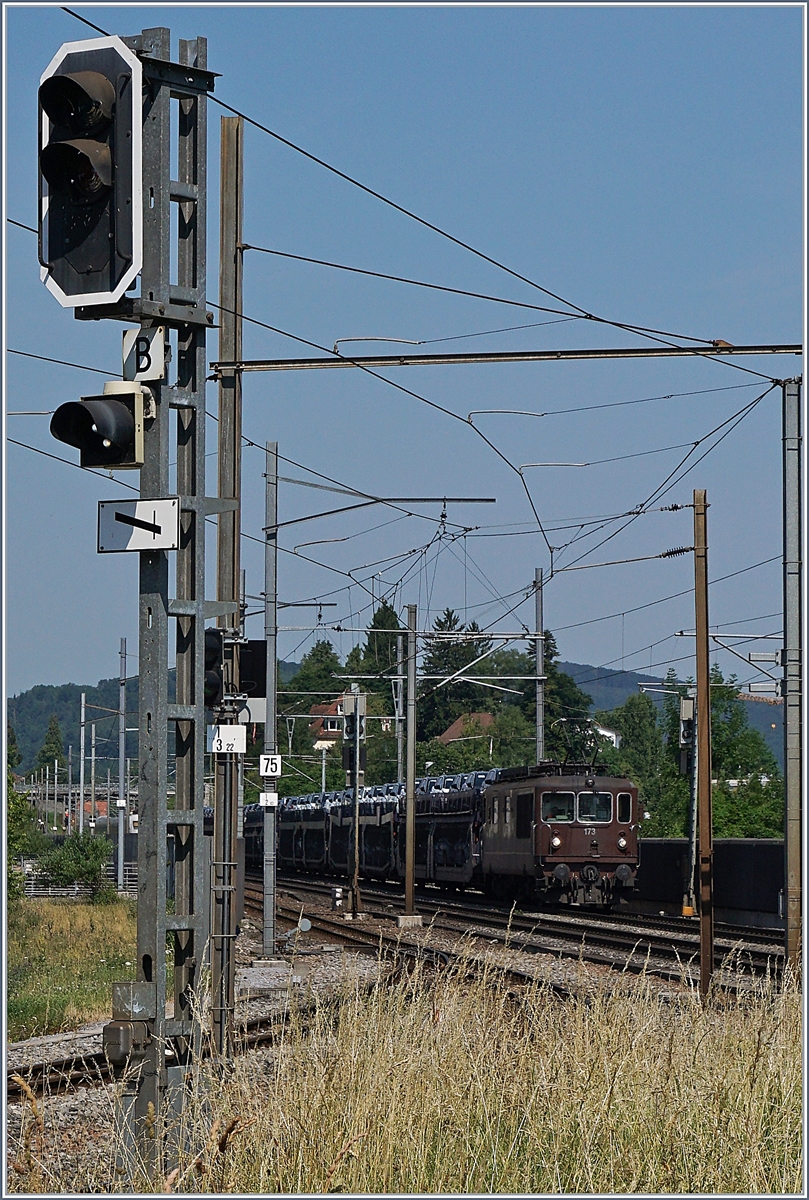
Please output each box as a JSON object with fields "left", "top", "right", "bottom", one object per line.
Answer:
{"left": 551, "top": 835, "right": 562, "bottom": 849}
{"left": 617, "top": 835, "right": 628, "bottom": 850}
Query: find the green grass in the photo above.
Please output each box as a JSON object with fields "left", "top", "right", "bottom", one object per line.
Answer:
{"left": 7, "top": 897, "right": 139, "bottom": 1040}
{"left": 203, "top": 961, "right": 802, "bottom": 1195}
{"left": 7, "top": 931, "right": 802, "bottom": 1193}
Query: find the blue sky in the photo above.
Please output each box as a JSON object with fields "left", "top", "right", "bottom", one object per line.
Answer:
{"left": 3, "top": 3, "right": 805, "bottom": 699}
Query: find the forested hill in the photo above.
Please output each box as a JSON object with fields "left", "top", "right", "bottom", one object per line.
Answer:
{"left": 557, "top": 661, "right": 662, "bottom": 712}
{"left": 7, "top": 661, "right": 300, "bottom": 773}
{"left": 8, "top": 658, "right": 782, "bottom": 773}
{"left": 560, "top": 660, "right": 783, "bottom": 769}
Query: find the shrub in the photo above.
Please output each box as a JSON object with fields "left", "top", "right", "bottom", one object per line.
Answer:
{"left": 37, "top": 832, "right": 111, "bottom": 898}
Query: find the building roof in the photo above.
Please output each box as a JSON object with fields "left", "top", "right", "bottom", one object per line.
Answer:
{"left": 437, "top": 712, "right": 495, "bottom": 744}
{"left": 309, "top": 697, "right": 344, "bottom": 744}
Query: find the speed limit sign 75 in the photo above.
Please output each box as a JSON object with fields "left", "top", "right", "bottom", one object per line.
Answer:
{"left": 260, "top": 753, "right": 282, "bottom": 777}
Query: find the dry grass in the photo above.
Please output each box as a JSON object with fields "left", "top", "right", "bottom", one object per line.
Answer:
{"left": 9, "top": 950, "right": 801, "bottom": 1195}
{"left": 7, "top": 897, "right": 138, "bottom": 1039}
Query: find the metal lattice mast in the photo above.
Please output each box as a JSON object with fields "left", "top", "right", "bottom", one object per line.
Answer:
{"left": 211, "top": 114, "right": 244, "bottom": 1060}
{"left": 782, "top": 379, "right": 802, "bottom": 967}
{"left": 79, "top": 27, "right": 221, "bottom": 1173}
{"left": 263, "top": 441, "right": 279, "bottom": 957}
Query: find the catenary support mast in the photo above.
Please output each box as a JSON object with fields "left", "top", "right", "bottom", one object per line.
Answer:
{"left": 212, "top": 113, "right": 245, "bottom": 1060}
{"left": 83, "top": 28, "right": 219, "bottom": 1173}
{"left": 263, "top": 440, "right": 279, "bottom": 957}
{"left": 782, "top": 379, "right": 802, "bottom": 968}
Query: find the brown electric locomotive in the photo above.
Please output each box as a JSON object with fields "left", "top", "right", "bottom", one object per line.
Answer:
{"left": 481, "top": 763, "right": 639, "bottom": 906}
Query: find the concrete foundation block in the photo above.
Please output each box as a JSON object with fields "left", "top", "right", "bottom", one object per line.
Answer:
{"left": 396, "top": 913, "right": 423, "bottom": 929}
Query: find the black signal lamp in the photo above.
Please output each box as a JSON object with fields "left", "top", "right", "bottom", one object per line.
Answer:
{"left": 50, "top": 381, "right": 145, "bottom": 469}
{"left": 38, "top": 37, "right": 142, "bottom": 307}
{"left": 39, "top": 70, "right": 115, "bottom": 132}
{"left": 205, "top": 629, "right": 225, "bottom": 709}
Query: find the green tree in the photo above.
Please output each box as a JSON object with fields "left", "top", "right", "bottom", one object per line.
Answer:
{"left": 284, "top": 639, "right": 342, "bottom": 699}
{"left": 7, "top": 767, "right": 38, "bottom": 900}
{"left": 362, "top": 691, "right": 399, "bottom": 785}
{"left": 35, "top": 714, "right": 65, "bottom": 771}
{"left": 7, "top": 723, "right": 22, "bottom": 770}
{"left": 38, "top": 831, "right": 112, "bottom": 900}
{"left": 599, "top": 666, "right": 783, "bottom": 838}
{"left": 354, "top": 602, "right": 403, "bottom": 697}
{"left": 418, "top": 609, "right": 494, "bottom": 741}
{"left": 416, "top": 724, "right": 488, "bottom": 776}
{"left": 491, "top": 705, "right": 535, "bottom": 767}
{"left": 596, "top": 691, "right": 688, "bottom": 837}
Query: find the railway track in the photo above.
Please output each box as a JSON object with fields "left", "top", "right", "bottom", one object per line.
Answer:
{"left": 7, "top": 998, "right": 358, "bottom": 1103}
{"left": 245, "top": 887, "right": 573, "bottom": 994}
{"left": 9, "top": 877, "right": 781, "bottom": 1105}
{"left": 260, "top": 873, "right": 784, "bottom": 984}
{"left": 8, "top": 901, "right": 568, "bottom": 1105}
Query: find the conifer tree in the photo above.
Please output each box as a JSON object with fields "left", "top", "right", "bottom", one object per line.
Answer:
{"left": 7, "top": 723, "right": 21, "bottom": 770}
{"left": 35, "top": 714, "right": 65, "bottom": 770}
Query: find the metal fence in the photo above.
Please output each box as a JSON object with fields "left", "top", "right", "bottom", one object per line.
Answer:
{"left": 20, "top": 859, "right": 138, "bottom": 899}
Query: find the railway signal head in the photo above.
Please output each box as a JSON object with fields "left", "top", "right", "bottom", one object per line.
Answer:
{"left": 678, "top": 696, "right": 695, "bottom": 776}
{"left": 205, "top": 629, "right": 225, "bottom": 709}
{"left": 38, "top": 36, "right": 142, "bottom": 307}
{"left": 678, "top": 696, "right": 695, "bottom": 747}
{"left": 50, "top": 381, "right": 145, "bottom": 469}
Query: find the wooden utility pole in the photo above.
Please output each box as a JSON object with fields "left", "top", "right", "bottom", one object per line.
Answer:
{"left": 694, "top": 489, "right": 714, "bottom": 998}
{"left": 535, "top": 568, "right": 544, "bottom": 763}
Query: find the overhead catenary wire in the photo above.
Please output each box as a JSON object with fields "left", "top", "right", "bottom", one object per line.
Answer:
{"left": 9, "top": 436, "right": 444, "bottom": 603}
{"left": 241, "top": 243, "right": 632, "bottom": 324}
{"left": 61, "top": 7, "right": 108, "bottom": 36}
{"left": 332, "top": 316, "right": 581, "bottom": 349}
{"left": 12, "top": 18, "right": 789, "bottom": 673}
{"left": 212, "top": 299, "right": 554, "bottom": 551}
{"left": 8, "top": 348, "right": 115, "bottom": 376}
{"left": 51, "top": 16, "right": 752, "bottom": 370}
{"left": 11, "top": 331, "right": 766, "bottom": 507}
{"left": 9, "top": 216, "right": 780, "bottom": 561}
{"left": 550, "top": 384, "right": 776, "bottom": 570}
{"left": 7, "top": 438, "right": 141, "bottom": 492}
{"left": 550, "top": 555, "right": 781, "bottom": 634}
{"left": 11, "top": 427, "right": 781, "bottom": 682}
{"left": 466, "top": 380, "right": 762, "bottom": 424}
{"left": 210, "top": 101, "right": 735, "bottom": 355}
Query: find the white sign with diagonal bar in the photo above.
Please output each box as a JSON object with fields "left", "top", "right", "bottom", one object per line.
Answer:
{"left": 98, "top": 498, "right": 180, "bottom": 552}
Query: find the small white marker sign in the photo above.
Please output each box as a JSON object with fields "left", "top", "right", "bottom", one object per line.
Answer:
{"left": 259, "top": 753, "right": 282, "bottom": 778}
{"left": 207, "top": 725, "right": 247, "bottom": 754}
{"left": 123, "top": 325, "right": 165, "bottom": 381}
{"left": 259, "top": 792, "right": 279, "bottom": 808}
{"left": 98, "top": 498, "right": 180, "bottom": 553}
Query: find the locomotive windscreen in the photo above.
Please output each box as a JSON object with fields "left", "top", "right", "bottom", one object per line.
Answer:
{"left": 541, "top": 792, "right": 574, "bottom": 821}
{"left": 578, "top": 792, "right": 612, "bottom": 822}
